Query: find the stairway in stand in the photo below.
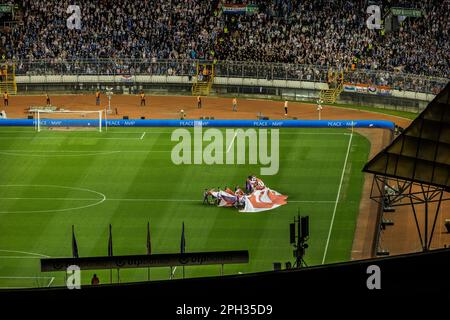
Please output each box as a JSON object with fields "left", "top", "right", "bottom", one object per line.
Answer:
{"left": 0, "top": 62, "right": 17, "bottom": 95}
{"left": 319, "top": 70, "right": 344, "bottom": 104}
{"left": 192, "top": 62, "right": 214, "bottom": 96}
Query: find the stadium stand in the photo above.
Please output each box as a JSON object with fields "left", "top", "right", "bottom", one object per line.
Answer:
{"left": 0, "top": 0, "right": 447, "bottom": 98}
{"left": 1, "top": 0, "right": 448, "bottom": 79}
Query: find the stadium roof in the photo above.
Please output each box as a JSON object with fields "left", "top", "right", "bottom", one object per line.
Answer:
{"left": 363, "top": 82, "right": 450, "bottom": 190}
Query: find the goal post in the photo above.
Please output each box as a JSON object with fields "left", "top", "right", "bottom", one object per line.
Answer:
{"left": 35, "top": 110, "right": 107, "bottom": 132}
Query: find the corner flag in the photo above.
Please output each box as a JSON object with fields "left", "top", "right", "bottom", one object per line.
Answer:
{"left": 146, "top": 222, "right": 151, "bottom": 255}
{"left": 180, "top": 222, "right": 186, "bottom": 254}
{"left": 71, "top": 225, "right": 79, "bottom": 258}
{"left": 108, "top": 224, "right": 113, "bottom": 257}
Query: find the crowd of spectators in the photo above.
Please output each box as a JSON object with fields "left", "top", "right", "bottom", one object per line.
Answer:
{"left": 213, "top": 0, "right": 449, "bottom": 78}
{"left": 6, "top": 0, "right": 218, "bottom": 61}
{"left": 1, "top": 0, "right": 448, "bottom": 81}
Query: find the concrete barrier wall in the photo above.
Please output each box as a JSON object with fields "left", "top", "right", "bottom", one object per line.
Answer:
{"left": 15, "top": 75, "right": 435, "bottom": 112}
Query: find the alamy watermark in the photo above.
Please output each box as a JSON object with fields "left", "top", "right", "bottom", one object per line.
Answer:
{"left": 66, "top": 5, "right": 82, "bottom": 30}
{"left": 171, "top": 126, "right": 280, "bottom": 176}
{"left": 66, "top": 265, "right": 81, "bottom": 289}
{"left": 366, "top": 5, "right": 382, "bottom": 30}
{"left": 366, "top": 264, "right": 381, "bottom": 290}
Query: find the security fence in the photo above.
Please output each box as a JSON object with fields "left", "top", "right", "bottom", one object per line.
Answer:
{"left": 12, "top": 59, "right": 448, "bottom": 94}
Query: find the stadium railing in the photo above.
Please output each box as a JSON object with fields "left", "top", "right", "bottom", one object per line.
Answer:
{"left": 12, "top": 59, "right": 449, "bottom": 95}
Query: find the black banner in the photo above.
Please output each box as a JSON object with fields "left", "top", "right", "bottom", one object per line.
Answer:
{"left": 41, "top": 250, "right": 249, "bottom": 272}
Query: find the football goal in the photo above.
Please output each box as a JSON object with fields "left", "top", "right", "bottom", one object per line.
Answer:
{"left": 35, "top": 110, "right": 107, "bottom": 132}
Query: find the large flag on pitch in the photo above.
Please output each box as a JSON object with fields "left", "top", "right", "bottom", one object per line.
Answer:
{"left": 180, "top": 222, "right": 186, "bottom": 254}
{"left": 71, "top": 225, "right": 79, "bottom": 258}
{"left": 108, "top": 224, "right": 113, "bottom": 257}
{"left": 146, "top": 222, "right": 151, "bottom": 255}
{"left": 240, "top": 187, "right": 288, "bottom": 213}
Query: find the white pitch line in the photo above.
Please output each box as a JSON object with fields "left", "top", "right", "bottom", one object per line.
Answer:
{"left": 279, "top": 132, "right": 351, "bottom": 136}
{"left": 172, "top": 267, "right": 177, "bottom": 276}
{"left": 140, "top": 132, "right": 146, "bottom": 140}
{"left": 0, "top": 197, "right": 102, "bottom": 201}
{"left": 0, "top": 149, "right": 347, "bottom": 155}
{"left": 0, "top": 137, "right": 141, "bottom": 140}
{"left": 0, "top": 130, "right": 173, "bottom": 134}
{"left": 290, "top": 200, "right": 334, "bottom": 203}
{"left": 0, "top": 256, "right": 43, "bottom": 259}
{"left": 0, "top": 276, "right": 54, "bottom": 279}
{"left": 226, "top": 132, "right": 238, "bottom": 153}
{"left": 0, "top": 151, "right": 121, "bottom": 157}
{"left": 0, "top": 150, "right": 127, "bottom": 153}
{"left": 0, "top": 249, "right": 50, "bottom": 258}
{"left": 0, "top": 184, "right": 106, "bottom": 214}
{"left": 0, "top": 129, "right": 348, "bottom": 134}
{"left": 0, "top": 276, "right": 55, "bottom": 289}
{"left": 47, "top": 277, "right": 55, "bottom": 287}
{"left": 321, "top": 131, "right": 353, "bottom": 265}
{"left": 0, "top": 130, "right": 349, "bottom": 136}
{"left": 0, "top": 196, "right": 334, "bottom": 204}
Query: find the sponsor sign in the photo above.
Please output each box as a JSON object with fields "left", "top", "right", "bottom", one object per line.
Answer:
{"left": 41, "top": 251, "right": 249, "bottom": 271}
{"left": 343, "top": 83, "right": 392, "bottom": 96}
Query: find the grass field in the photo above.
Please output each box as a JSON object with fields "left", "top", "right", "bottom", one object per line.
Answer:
{"left": 0, "top": 126, "right": 370, "bottom": 288}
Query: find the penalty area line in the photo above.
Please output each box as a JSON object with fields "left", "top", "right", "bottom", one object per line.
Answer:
{"left": 321, "top": 131, "right": 353, "bottom": 265}
{"left": 140, "top": 132, "right": 146, "bottom": 140}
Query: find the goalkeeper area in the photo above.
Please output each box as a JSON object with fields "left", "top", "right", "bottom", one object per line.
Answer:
{"left": 0, "top": 125, "right": 370, "bottom": 288}
{"left": 33, "top": 109, "right": 107, "bottom": 132}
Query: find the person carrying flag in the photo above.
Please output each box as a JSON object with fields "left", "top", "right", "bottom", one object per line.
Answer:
{"left": 203, "top": 189, "right": 210, "bottom": 204}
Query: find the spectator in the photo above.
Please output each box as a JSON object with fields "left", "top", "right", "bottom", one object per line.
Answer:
{"left": 91, "top": 274, "right": 100, "bottom": 285}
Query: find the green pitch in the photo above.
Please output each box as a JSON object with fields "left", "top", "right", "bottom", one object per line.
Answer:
{"left": 0, "top": 126, "right": 370, "bottom": 288}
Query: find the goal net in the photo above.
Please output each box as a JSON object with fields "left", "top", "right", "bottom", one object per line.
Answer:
{"left": 35, "top": 110, "right": 107, "bottom": 132}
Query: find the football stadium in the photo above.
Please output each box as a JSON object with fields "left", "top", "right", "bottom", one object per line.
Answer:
{"left": 0, "top": 0, "right": 449, "bottom": 311}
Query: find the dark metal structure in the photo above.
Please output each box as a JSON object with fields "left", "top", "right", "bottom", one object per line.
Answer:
{"left": 290, "top": 213, "right": 309, "bottom": 268}
{"left": 363, "top": 82, "right": 450, "bottom": 252}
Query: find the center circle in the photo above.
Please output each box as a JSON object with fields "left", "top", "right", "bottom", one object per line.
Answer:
{"left": 0, "top": 185, "right": 106, "bottom": 213}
